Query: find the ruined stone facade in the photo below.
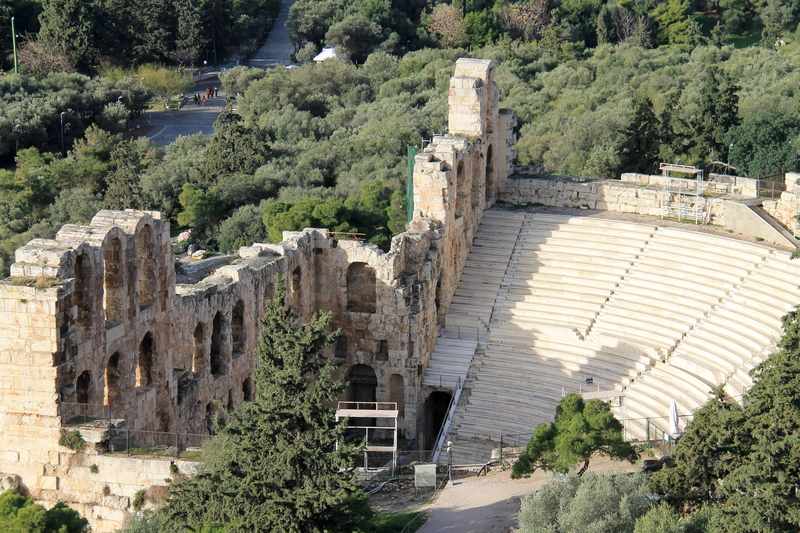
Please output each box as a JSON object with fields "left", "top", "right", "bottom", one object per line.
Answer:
{"left": 0, "top": 58, "right": 516, "bottom": 530}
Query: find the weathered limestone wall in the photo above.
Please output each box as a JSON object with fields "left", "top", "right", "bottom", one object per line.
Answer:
{"left": 501, "top": 174, "right": 729, "bottom": 225}
{"left": 0, "top": 57, "right": 517, "bottom": 529}
{"left": 761, "top": 172, "right": 800, "bottom": 231}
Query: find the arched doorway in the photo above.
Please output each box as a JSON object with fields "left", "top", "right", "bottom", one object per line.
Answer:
{"left": 347, "top": 364, "right": 378, "bottom": 427}
{"left": 347, "top": 364, "right": 377, "bottom": 403}
{"left": 424, "top": 391, "right": 452, "bottom": 451}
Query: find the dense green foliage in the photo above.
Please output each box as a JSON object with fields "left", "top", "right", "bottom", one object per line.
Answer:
{"left": 512, "top": 393, "right": 637, "bottom": 478}
{"left": 0, "top": 489, "right": 88, "bottom": 533}
{"left": 154, "top": 279, "right": 371, "bottom": 532}
{"left": 285, "top": 0, "right": 800, "bottom": 57}
{"left": 0, "top": 72, "right": 151, "bottom": 159}
{"left": 2, "top": 0, "right": 280, "bottom": 73}
{"left": 648, "top": 307, "right": 800, "bottom": 530}
{"left": 5, "top": 42, "right": 800, "bottom": 277}
{"left": 518, "top": 472, "right": 651, "bottom": 532}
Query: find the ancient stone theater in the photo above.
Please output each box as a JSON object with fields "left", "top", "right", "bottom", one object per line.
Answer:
{"left": 3, "top": 58, "right": 800, "bottom": 531}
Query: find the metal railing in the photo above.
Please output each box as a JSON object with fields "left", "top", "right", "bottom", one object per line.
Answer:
{"left": 59, "top": 402, "right": 211, "bottom": 458}
{"left": 106, "top": 428, "right": 211, "bottom": 458}
{"left": 757, "top": 179, "right": 786, "bottom": 198}
{"left": 60, "top": 402, "right": 129, "bottom": 425}
{"left": 432, "top": 377, "right": 463, "bottom": 463}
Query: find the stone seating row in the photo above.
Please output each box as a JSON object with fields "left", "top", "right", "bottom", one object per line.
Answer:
{"left": 486, "top": 330, "right": 653, "bottom": 367}
{"left": 447, "top": 213, "right": 800, "bottom": 449}
{"left": 426, "top": 214, "right": 525, "bottom": 388}
{"left": 476, "top": 350, "right": 637, "bottom": 391}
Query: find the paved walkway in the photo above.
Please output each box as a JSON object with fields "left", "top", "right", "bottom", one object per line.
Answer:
{"left": 145, "top": 79, "right": 226, "bottom": 147}
{"left": 251, "top": 0, "right": 296, "bottom": 65}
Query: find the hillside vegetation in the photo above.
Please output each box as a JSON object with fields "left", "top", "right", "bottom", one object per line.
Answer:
{"left": 3, "top": 41, "right": 800, "bottom": 275}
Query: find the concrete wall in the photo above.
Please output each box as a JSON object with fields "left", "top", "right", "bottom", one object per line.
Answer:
{"left": 0, "top": 58, "right": 516, "bottom": 530}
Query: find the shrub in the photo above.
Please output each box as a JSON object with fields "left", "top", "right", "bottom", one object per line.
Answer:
{"left": 59, "top": 428, "right": 88, "bottom": 452}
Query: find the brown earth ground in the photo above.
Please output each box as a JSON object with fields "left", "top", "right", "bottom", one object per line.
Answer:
{"left": 369, "top": 453, "right": 643, "bottom": 532}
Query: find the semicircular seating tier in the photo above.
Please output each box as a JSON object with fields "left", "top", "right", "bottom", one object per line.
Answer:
{"left": 425, "top": 211, "right": 800, "bottom": 464}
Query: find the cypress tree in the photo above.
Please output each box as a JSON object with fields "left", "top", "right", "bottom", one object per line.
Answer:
{"left": 160, "top": 277, "right": 371, "bottom": 532}
{"left": 617, "top": 95, "right": 663, "bottom": 175}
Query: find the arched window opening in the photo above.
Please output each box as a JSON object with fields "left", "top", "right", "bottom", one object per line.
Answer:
{"left": 291, "top": 267, "right": 302, "bottom": 304}
{"left": 389, "top": 374, "right": 405, "bottom": 417}
{"left": 105, "top": 353, "right": 120, "bottom": 405}
{"left": 264, "top": 281, "right": 274, "bottom": 306}
{"left": 103, "top": 238, "right": 125, "bottom": 325}
{"left": 335, "top": 336, "right": 348, "bottom": 358}
{"left": 472, "top": 153, "right": 484, "bottom": 207}
{"left": 205, "top": 402, "right": 216, "bottom": 435}
{"left": 137, "top": 225, "right": 156, "bottom": 309}
{"left": 192, "top": 323, "right": 205, "bottom": 376}
{"left": 210, "top": 312, "right": 224, "bottom": 376}
{"left": 76, "top": 370, "right": 91, "bottom": 404}
{"left": 455, "top": 161, "right": 465, "bottom": 218}
{"left": 232, "top": 300, "right": 245, "bottom": 356}
{"left": 243, "top": 378, "right": 254, "bottom": 402}
{"left": 347, "top": 263, "right": 376, "bottom": 313}
{"left": 435, "top": 272, "right": 444, "bottom": 315}
{"left": 485, "top": 145, "right": 495, "bottom": 202}
{"left": 74, "top": 253, "right": 93, "bottom": 332}
{"left": 137, "top": 332, "right": 154, "bottom": 387}
{"left": 376, "top": 340, "right": 389, "bottom": 361}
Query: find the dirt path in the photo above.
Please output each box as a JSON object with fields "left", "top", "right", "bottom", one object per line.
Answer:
{"left": 415, "top": 456, "right": 638, "bottom": 533}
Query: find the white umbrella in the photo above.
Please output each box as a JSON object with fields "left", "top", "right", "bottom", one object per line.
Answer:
{"left": 669, "top": 401, "right": 681, "bottom": 437}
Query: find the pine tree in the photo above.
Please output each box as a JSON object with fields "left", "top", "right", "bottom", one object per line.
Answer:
{"left": 649, "top": 385, "right": 744, "bottom": 510}
{"left": 159, "top": 278, "right": 371, "bottom": 532}
{"left": 651, "top": 309, "right": 800, "bottom": 530}
{"left": 511, "top": 393, "right": 637, "bottom": 479}
{"left": 715, "top": 308, "right": 800, "bottom": 531}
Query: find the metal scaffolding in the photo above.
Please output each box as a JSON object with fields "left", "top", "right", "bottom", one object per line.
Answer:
{"left": 659, "top": 163, "right": 706, "bottom": 224}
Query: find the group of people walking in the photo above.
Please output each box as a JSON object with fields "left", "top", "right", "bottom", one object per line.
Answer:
{"left": 192, "top": 87, "right": 219, "bottom": 107}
